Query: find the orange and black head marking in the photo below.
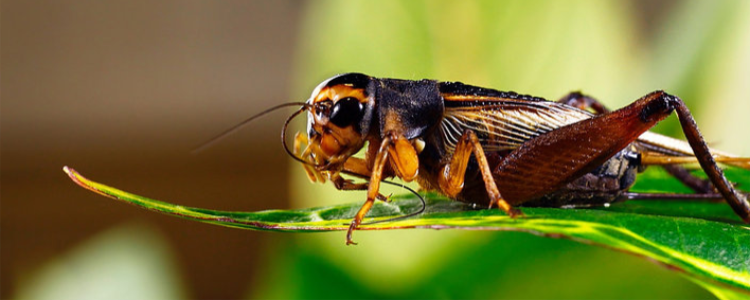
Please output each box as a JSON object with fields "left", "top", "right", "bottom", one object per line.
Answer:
{"left": 304, "top": 73, "right": 377, "bottom": 163}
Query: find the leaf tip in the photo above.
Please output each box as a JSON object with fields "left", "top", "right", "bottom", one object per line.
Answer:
{"left": 63, "top": 166, "right": 119, "bottom": 200}
{"left": 63, "top": 166, "right": 81, "bottom": 182}
{"left": 63, "top": 166, "right": 89, "bottom": 189}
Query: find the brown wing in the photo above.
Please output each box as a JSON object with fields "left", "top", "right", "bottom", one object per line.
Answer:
{"left": 440, "top": 98, "right": 593, "bottom": 154}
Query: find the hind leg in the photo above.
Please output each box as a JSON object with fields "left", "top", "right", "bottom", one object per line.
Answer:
{"left": 496, "top": 91, "right": 750, "bottom": 222}
{"left": 557, "top": 92, "right": 718, "bottom": 194}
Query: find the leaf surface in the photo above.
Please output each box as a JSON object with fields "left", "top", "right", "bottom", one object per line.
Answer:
{"left": 63, "top": 166, "right": 750, "bottom": 296}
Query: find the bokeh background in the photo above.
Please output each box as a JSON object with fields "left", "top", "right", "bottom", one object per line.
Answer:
{"left": 3, "top": 0, "right": 749, "bottom": 299}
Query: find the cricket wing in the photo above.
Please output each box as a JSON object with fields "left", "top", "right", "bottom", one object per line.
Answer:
{"left": 440, "top": 100, "right": 592, "bottom": 154}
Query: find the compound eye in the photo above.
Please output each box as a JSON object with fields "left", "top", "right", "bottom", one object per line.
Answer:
{"left": 329, "top": 97, "right": 364, "bottom": 127}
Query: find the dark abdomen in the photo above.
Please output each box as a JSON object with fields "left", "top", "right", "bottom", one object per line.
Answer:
{"left": 453, "top": 147, "right": 641, "bottom": 207}
{"left": 523, "top": 149, "right": 640, "bottom": 207}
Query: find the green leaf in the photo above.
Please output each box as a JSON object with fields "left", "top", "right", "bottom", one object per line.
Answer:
{"left": 63, "top": 166, "right": 750, "bottom": 297}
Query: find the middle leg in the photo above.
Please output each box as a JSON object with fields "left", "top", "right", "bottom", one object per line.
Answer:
{"left": 437, "top": 129, "right": 522, "bottom": 217}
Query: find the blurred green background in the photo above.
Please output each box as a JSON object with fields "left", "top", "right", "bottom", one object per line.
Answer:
{"left": 2, "top": 0, "right": 749, "bottom": 299}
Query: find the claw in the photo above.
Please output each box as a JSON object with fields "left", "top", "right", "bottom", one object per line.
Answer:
{"left": 377, "top": 193, "right": 392, "bottom": 202}
{"left": 488, "top": 199, "right": 524, "bottom": 219}
{"left": 507, "top": 207, "right": 525, "bottom": 219}
{"left": 346, "top": 221, "right": 359, "bottom": 245}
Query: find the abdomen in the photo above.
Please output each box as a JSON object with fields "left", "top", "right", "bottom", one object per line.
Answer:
{"left": 451, "top": 147, "right": 641, "bottom": 208}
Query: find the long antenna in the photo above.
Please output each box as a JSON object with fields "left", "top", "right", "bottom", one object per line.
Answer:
{"left": 281, "top": 106, "right": 314, "bottom": 166}
{"left": 192, "top": 102, "right": 308, "bottom": 154}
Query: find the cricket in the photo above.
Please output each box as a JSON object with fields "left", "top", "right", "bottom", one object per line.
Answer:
{"left": 202, "top": 73, "right": 750, "bottom": 245}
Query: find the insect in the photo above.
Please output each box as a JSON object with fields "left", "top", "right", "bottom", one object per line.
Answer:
{"left": 202, "top": 73, "right": 750, "bottom": 245}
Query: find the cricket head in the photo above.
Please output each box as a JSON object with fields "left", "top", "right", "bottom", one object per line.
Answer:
{"left": 295, "top": 73, "right": 377, "bottom": 170}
